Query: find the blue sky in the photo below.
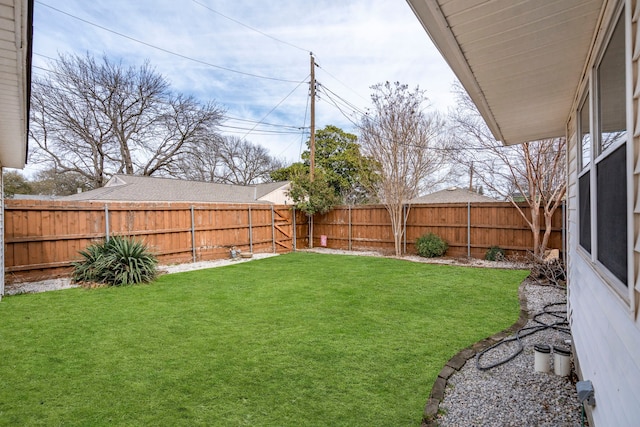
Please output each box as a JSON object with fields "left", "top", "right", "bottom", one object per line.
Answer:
{"left": 30, "top": 0, "right": 457, "bottom": 172}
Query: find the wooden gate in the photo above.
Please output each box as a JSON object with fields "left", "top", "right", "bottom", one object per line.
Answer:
{"left": 273, "top": 207, "right": 293, "bottom": 252}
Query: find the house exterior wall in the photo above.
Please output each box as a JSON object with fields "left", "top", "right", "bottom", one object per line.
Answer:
{"left": 1, "top": 167, "right": 4, "bottom": 299}
{"left": 259, "top": 185, "right": 292, "bottom": 205}
{"left": 566, "top": 1, "right": 640, "bottom": 424}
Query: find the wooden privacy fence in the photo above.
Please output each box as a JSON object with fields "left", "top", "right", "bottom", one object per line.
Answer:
{"left": 4, "top": 200, "right": 563, "bottom": 283}
{"left": 5, "top": 199, "right": 295, "bottom": 283}
{"left": 306, "top": 202, "right": 564, "bottom": 259}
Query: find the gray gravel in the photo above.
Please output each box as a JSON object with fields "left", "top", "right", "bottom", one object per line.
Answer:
{"left": 4, "top": 253, "right": 279, "bottom": 295}
{"left": 436, "top": 282, "right": 582, "bottom": 426}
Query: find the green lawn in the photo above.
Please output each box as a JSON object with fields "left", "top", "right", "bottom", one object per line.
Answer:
{"left": 0, "top": 252, "right": 528, "bottom": 426}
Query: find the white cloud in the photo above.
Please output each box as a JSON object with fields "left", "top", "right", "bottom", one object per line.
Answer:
{"left": 30, "top": 0, "right": 458, "bottom": 168}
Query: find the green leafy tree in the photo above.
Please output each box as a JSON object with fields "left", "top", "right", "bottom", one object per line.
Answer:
{"left": 302, "top": 125, "right": 378, "bottom": 204}
{"left": 270, "top": 162, "right": 308, "bottom": 182}
{"left": 30, "top": 168, "right": 93, "bottom": 196}
{"left": 270, "top": 125, "right": 379, "bottom": 204}
{"left": 287, "top": 169, "right": 339, "bottom": 216}
{"left": 3, "top": 170, "right": 33, "bottom": 198}
{"left": 286, "top": 168, "right": 339, "bottom": 249}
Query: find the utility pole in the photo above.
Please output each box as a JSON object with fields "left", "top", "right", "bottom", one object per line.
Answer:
{"left": 309, "top": 52, "right": 316, "bottom": 182}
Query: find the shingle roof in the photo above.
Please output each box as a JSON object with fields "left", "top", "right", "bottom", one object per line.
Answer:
{"left": 408, "top": 188, "right": 496, "bottom": 204}
{"left": 61, "top": 175, "right": 290, "bottom": 204}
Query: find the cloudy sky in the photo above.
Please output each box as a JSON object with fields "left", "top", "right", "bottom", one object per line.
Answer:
{"left": 30, "top": 0, "right": 458, "bottom": 170}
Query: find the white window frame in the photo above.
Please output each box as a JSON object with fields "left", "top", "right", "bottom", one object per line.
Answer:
{"left": 576, "top": 2, "right": 633, "bottom": 307}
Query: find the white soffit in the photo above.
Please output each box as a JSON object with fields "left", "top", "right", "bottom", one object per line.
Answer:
{"left": 407, "top": 0, "right": 604, "bottom": 145}
{"left": 0, "top": 0, "right": 29, "bottom": 168}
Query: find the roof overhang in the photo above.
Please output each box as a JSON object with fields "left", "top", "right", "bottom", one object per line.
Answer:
{"left": 0, "top": 0, "right": 32, "bottom": 169}
{"left": 406, "top": 0, "right": 605, "bottom": 145}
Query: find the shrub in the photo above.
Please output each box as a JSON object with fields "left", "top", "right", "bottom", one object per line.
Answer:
{"left": 485, "top": 246, "right": 506, "bottom": 261}
{"left": 73, "top": 236, "right": 158, "bottom": 286}
{"left": 415, "top": 233, "right": 448, "bottom": 258}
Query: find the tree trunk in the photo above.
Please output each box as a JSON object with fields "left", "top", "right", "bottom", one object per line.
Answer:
{"left": 541, "top": 210, "right": 554, "bottom": 256}
{"left": 386, "top": 204, "right": 403, "bottom": 257}
{"left": 530, "top": 205, "right": 541, "bottom": 256}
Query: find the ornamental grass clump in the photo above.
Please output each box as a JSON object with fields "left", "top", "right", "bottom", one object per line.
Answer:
{"left": 73, "top": 236, "right": 158, "bottom": 286}
{"left": 415, "top": 233, "right": 448, "bottom": 258}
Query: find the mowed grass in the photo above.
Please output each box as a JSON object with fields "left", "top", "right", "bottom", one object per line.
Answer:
{"left": 0, "top": 252, "right": 528, "bottom": 426}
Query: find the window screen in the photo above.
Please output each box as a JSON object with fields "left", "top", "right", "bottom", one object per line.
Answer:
{"left": 579, "top": 172, "right": 591, "bottom": 253}
{"left": 596, "top": 145, "right": 627, "bottom": 285}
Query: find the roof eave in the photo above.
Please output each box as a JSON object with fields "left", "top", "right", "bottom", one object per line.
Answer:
{"left": 406, "top": 0, "right": 506, "bottom": 143}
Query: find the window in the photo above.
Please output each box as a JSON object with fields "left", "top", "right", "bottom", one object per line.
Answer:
{"left": 579, "top": 8, "right": 628, "bottom": 288}
{"left": 597, "top": 11, "right": 627, "bottom": 155}
{"left": 578, "top": 94, "right": 591, "bottom": 253}
{"left": 579, "top": 171, "right": 591, "bottom": 253}
{"left": 579, "top": 95, "right": 591, "bottom": 170}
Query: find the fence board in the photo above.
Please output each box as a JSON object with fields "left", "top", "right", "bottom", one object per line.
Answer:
{"left": 310, "top": 202, "right": 564, "bottom": 258}
{"left": 4, "top": 200, "right": 563, "bottom": 284}
{"left": 4, "top": 200, "right": 296, "bottom": 283}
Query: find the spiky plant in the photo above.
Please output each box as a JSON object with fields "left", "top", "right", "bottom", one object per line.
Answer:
{"left": 73, "top": 236, "right": 158, "bottom": 286}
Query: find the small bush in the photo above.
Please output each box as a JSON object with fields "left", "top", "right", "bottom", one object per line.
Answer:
{"left": 73, "top": 236, "right": 158, "bottom": 286}
{"left": 485, "top": 246, "right": 506, "bottom": 261}
{"left": 415, "top": 233, "right": 448, "bottom": 258}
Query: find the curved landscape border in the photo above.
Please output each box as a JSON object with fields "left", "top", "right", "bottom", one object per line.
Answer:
{"left": 421, "top": 279, "right": 530, "bottom": 426}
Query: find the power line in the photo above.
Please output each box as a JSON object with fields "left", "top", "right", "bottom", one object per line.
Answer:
{"left": 314, "top": 57, "right": 369, "bottom": 104}
{"left": 191, "top": 0, "right": 309, "bottom": 53}
{"left": 36, "top": 0, "right": 303, "bottom": 83}
{"left": 33, "top": 62, "right": 314, "bottom": 138}
{"left": 224, "top": 116, "right": 305, "bottom": 130}
{"left": 240, "top": 75, "right": 310, "bottom": 140}
{"left": 218, "top": 124, "right": 304, "bottom": 135}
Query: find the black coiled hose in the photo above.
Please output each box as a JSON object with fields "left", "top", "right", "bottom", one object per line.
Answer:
{"left": 475, "top": 301, "right": 571, "bottom": 371}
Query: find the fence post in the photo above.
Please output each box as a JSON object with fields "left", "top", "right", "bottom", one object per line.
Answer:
{"left": 248, "top": 205, "right": 253, "bottom": 253}
{"left": 105, "top": 204, "right": 110, "bottom": 242}
{"left": 467, "top": 202, "right": 471, "bottom": 258}
{"left": 190, "top": 205, "right": 196, "bottom": 263}
{"left": 348, "top": 205, "right": 352, "bottom": 251}
{"left": 271, "top": 205, "right": 276, "bottom": 253}
{"left": 292, "top": 207, "right": 297, "bottom": 252}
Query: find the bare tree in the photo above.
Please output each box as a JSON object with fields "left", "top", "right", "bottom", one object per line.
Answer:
{"left": 216, "top": 136, "right": 284, "bottom": 185}
{"left": 172, "top": 133, "right": 225, "bottom": 182}
{"left": 29, "top": 53, "right": 224, "bottom": 188}
{"left": 359, "top": 81, "right": 447, "bottom": 256}
{"left": 449, "top": 84, "right": 566, "bottom": 255}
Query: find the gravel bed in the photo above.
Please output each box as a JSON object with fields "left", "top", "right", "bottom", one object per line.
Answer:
{"left": 436, "top": 281, "right": 581, "bottom": 426}
{"left": 4, "top": 253, "right": 279, "bottom": 295}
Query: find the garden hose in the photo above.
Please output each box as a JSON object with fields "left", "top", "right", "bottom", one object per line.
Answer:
{"left": 475, "top": 301, "right": 571, "bottom": 371}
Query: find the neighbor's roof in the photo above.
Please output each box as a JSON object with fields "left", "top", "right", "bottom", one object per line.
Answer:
{"left": 406, "top": 0, "right": 604, "bottom": 145}
{"left": 409, "top": 187, "right": 496, "bottom": 204}
{"left": 0, "top": 0, "right": 32, "bottom": 168}
{"left": 61, "top": 175, "right": 290, "bottom": 204}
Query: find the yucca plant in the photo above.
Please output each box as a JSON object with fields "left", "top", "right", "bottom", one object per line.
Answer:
{"left": 72, "top": 240, "right": 110, "bottom": 283}
{"left": 72, "top": 236, "right": 158, "bottom": 286}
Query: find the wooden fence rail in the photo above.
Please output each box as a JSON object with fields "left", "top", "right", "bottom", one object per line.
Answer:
{"left": 306, "top": 202, "right": 564, "bottom": 259}
{"left": 4, "top": 200, "right": 294, "bottom": 283}
{"left": 4, "top": 200, "right": 563, "bottom": 284}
